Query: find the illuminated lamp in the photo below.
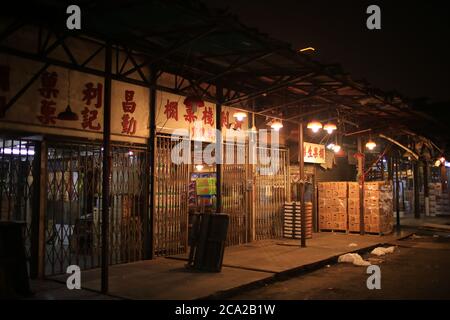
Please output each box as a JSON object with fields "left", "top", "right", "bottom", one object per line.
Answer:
{"left": 307, "top": 120, "right": 322, "bottom": 133}
{"left": 270, "top": 119, "right": 283, "bottom": 131}
{"left": 332, "top": 144, "right": 341, "bottom": 153}
{"left": 195, "top": 164, "right": 204, "bottom": 171}
{"left": 323, "top": 122, "right": 337, "bottom": 134}
{"left": 365, "top": 139, "right": 377, "bottom": 150}
{"left": 440, "top": 156, "right": 446, "bottom": 164}
{"left": 233, "top": 111, "right": 247, "bottom": 122}
{"left": 327, "top": 143, "right": 335, "bottom": 150}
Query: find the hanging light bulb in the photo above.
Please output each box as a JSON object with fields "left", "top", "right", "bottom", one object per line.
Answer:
{"left": 332, "top": 144, "right": 341, "bottom": 153}
{"left": 326, "top": 143, "right": 335, "bottom": 150}
{"left": 323, "top": 122, "right": 337, "bottom": 134}
{"left": 195, "top": 164, "right": 204, "bottom": 171}
{"left": 269, "top": 119, "right": 283, "bottom": 131}
{"left": 307, "top": 120, "right": 322, "bottom": 133}
{"left": 439, "top": 156, "right": 446, "bottom": 164}
{"left": 365, "top": 139, "right": 377, "bottom": 150}
{"left": 233, "top": 111, "right": 247, "bottom": 122}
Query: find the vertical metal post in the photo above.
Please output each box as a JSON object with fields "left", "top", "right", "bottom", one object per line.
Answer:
{"left": 423, "top": 159, "right": 430, "bottom": 216}
{"left": 101, "top": 42, "right": 112, "bottom": 294}
{"left": 440, "top": 162, "right": 447, "bottom": 192}
{"left": 395, "top": 154, "right": 401, "bottom": 232}
{"left": 215, "top": 84, "right": 223, "bottom": 212}
{"left": 413, "top": 161, "right": 420, "bottom": 219}
{"left": 357, "top": 137, "right": 365, "bottom": 235}
{"left": 37, "top": 140, "right": 47, "bottom": 279}
{"left": 145, "top": 66, "right": 157, "bottom": 259}
{"left": 30, "top": 141, "right": 41, "bottom": 279}
{"left": 312, "top": 165, "right": 318, "bottom": 232}
{"left": 298, "top": 121, "right": 306, "bottom": 247}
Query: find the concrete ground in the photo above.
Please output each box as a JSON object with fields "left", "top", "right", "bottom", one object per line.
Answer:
{"left": 26, "top": 279, "right": 116, "bottom": 300}
{"left": 229, "top": 230, "right": 450, "bottom": 300}
{"left": 37, "top": 231, "right": 410, "bottom": 300}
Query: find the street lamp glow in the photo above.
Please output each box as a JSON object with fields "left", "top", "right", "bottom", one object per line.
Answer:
{"left": 299, "top": 47, "right": 316, "bottom": 53}
{"left": 332, "top": 144, "right": 341, "bottom": 153}
{"left": 270, "top": 119, "right": 283, "bottom": 131}
{"left": 307, "top": 120, "right": 322, "bottom": 133}
{"left": 233, "top": 111, "right": 247, "bottom": 122}
{"left": 323, "top": 122, "right": 337, "bottom": 134}
{"left": 365, "top": 140, "right": 376, "bottom": 150}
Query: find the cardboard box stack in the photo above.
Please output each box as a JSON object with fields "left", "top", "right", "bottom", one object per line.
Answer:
{"left": 428, "top": 183, "right": 450, "bottom": 215}
{"left": 363, "top": 181, "right": 394, "bottom": 234}
{"left": 318, "top": 182, "right": 348, "bottom": 231}
{"left": 347, "top": 182, "right": 360, "bottom": 232}
{"left": 283, "top": 201, "right": 313, "bottom": 239}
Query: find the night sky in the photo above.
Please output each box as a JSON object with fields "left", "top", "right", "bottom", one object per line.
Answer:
{"left": 207, "top": 0, "right": 450, "bottom": 103}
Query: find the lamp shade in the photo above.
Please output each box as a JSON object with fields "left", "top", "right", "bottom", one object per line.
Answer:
{"left": 307, "top": 120, "right": 322, "bottom": 133}
{"left": 233, "top": 111, "right": 247, "bottom": 122}
{"left": 57, "top": 105, "right": 79, "bottom": 121}
{"left": 183, "top": 96, "right": 204, "bottom": 110}
{"left": 365, "top": 140, "right": 377, "bottom": 150}
{"left": 323, "top": 122, "right": 337, "bottom": 134}
{"left": 270, "top": 119, "right": 283, "bottom": 131}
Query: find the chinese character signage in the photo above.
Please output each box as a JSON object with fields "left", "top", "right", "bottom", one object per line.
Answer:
{"left": 304, "top": 142, "right": 326, "bottom": 164}
{"left": 156, "top": 91, "right": 248, "bottom": 143}
{"left": 0, "top": 55, "right": 149, "bottom": 144}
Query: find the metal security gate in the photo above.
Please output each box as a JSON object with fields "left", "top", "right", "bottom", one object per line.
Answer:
{"left": 45, "top": 141, "right": 147, "bottom": 275}
{"left": 222, "top": 142, "right": 249, "bottom": 246}
{"left": 0, "top": 136, "right": 37, "bottom": 267}
{"left": 255, "top": 146, "right": 289, "bottom": 240}
{"left": 154, "top": 135, "right": 189, "bottom": 256}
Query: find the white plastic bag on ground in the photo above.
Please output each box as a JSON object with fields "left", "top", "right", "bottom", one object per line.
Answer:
{"left": 348, "top": 243, "right": 358, "bottom": 247}
{"left": 338, "top": 253, "right": 371, "bottom": 266}
{"left": 371, "top": 246, "right": 396, "bottom": 256}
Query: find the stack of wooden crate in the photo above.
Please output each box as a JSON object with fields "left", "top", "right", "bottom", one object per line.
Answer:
{"left": 363, "top": 181, "right": 394, "bottom": 234}
{"left": 318, "top": 182, "right": 348, "bottom": 232}
{"left": 283, "top": 201, "right": 313, "bottom": 239}
{"left": 347, "top": 182, "right": 361, "bottom": 232}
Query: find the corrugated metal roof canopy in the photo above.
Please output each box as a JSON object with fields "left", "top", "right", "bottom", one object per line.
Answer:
{"left": 9, "top": 0, "right": 447, "bottom": 142}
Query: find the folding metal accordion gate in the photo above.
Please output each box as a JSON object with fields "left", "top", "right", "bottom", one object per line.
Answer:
{"left": 0, "top": 135, "right": 149, "bottom": 276}
{"left": 154, "top": 135, "right": 189, "bottom": 256}
{"left": 45, "top": 141, "right": 148, "bottom": 275}
{"left": 1, "top": 133, "right": 290, "bottom": 272}
{"left": 222, "top": 142, "right": 250, "bottom": 246}
{"left": 254, "top": 146, "right": 289, "bottom": 240}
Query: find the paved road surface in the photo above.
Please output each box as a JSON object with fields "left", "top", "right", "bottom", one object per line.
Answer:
{"left": 230, "top": 232, "right": 450, "bottom": 300}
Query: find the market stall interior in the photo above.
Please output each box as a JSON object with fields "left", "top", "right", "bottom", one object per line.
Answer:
{"left": 0, "top": 0, "right": 449, "bottom": 293}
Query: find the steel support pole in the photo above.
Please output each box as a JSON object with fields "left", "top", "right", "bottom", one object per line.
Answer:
{"left": 357, "top": 137, "right": 365, "bottom": 235}
{"left": 101, "top": 42, "right": 112, "bottom": 294}
{"left": 37, "top": 140, "right": 47, "bottom": 279}
{"left": 298, "top": 121, "right": 306, "bottom": 247}
{"left": 145, "top": 66, "right": 157, "bottom": 260}
{"left": 30, "top": 141, "right": 41, "bottom": 279}
{"left": 413, "top": 161, "right": 420, "bottom": 219}
{"left": 215, "top": 84, "right": 223, "bottom": 212}
{"left": 423, "top": 159, "right": 430, "bottom": 216}
{"left": 395, "top": 154, "right": 401, "bottom": 232}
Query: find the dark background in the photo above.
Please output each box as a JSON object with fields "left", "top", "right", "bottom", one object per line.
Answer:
{"left": 207, "top": 0, "right": 450, "bottom": 104}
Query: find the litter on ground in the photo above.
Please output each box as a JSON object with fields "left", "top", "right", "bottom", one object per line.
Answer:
{"left": 338, "top": 253, "right": 371, "bottom": 266}
{"left": 348, "top": 243, "right": 358, "bottom": 247}
{"left": 371, "top": 246, "right": 396, "bottom": 256}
